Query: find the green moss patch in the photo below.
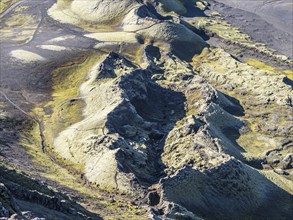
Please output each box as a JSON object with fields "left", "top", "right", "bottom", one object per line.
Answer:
{"left": 39, "top": 53, "right": 101, "bottom": 142}
{"left": 0, "top": 0, "right": 18, "bottom": 14}
{"left": 17, "top": 52, "right": 147, "bottom": 219}
{"left": 245, "top": 58, "right": 293, "bottom": 80}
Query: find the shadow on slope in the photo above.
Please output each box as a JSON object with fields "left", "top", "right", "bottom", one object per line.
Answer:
{"left": 107, "top": 69, "right": 186, "bottom": 186}
{"left": 162, "top": 160, "right": 293, "bottom": 220}
{"left": 0, "top": 165, "right": 102, "bottom": 219}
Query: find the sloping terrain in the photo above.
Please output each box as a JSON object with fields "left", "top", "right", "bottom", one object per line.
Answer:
{"left": 214, "top": 0, "right": 293, "bottom": 34}
{"left": 0, "top": 0, "right": 292, "bottom": 219}
{"left": 210, "top": 0, "right": 293, "bottom": 58}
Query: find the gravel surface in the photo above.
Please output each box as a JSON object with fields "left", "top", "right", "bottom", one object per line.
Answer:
{"left": 211, "top": 0, "right": 293, "bottom": 58}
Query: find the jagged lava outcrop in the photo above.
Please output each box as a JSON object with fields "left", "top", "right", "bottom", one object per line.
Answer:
{"left": 0, "top": 0, "right": 292, "bottom": 219}
{"left": 46, "top": 1, "right": 293, "bottom": 219}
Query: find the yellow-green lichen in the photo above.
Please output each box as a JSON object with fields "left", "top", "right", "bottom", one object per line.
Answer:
{"left": 158, "top": 0, "right": 187, "bottom": 16}
{"left": 188, "top": 12, "right": 286, "bottom": 61}
{"left": 245, "top": 58, "right": 293, "bottom": 80}
{"left": 1, "top": 10, "right": 39, "bottom": 43}
{"left": 18, "top": 52, "right": 147, "bottom": 219}
{"left": 0, "top": 0, "right": 18, "bottom": 14}
{"left": 40, "top": 53, "right": 101, "bottom": 142}
{"left": 19, "top": 123, "right": 146, "bottom": 219}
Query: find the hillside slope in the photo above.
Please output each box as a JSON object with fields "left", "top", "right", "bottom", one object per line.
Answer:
{"left": 0, "top": 0, "right": 292, "bottom": 219}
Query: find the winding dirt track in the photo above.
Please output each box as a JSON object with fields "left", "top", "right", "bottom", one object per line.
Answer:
{"left": 0, "top": 90, "right": 31, "bottom": 117}
{"left": 0, "top": 0, "right": 24, "bottom": 18}
{"left": 0, "top": 1, "right": 292, "bottom": 219}
{"left": 0, "top": 90, "right": 47, "bottom": 151}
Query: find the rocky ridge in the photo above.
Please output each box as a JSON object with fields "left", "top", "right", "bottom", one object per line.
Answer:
{"left": 0, "top": 0, "right": 292, "bottom": 219}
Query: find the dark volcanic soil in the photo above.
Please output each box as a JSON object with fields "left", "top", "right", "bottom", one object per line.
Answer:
{"left": 210, "top": 0, "right": 293, "bottom": 58}
{"left": 0, "top": 0, "right": 292, "bottom": 219}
